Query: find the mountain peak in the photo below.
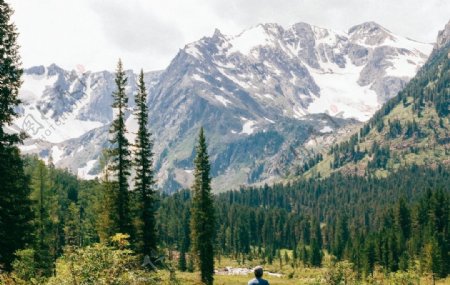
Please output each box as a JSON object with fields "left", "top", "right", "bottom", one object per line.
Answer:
{"left": 212, "top": 28, "right": 224, "bottom": 39}
{"left": 348, "top": 21, "right": 388, "bottom": 34}
{"left": 224, "top": 23, "right": 278, "bottom": 55}
{"left": 348, "top": 21, "right": 393, "bottom": 46}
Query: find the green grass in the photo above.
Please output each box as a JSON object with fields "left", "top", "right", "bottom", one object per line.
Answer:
{"left": 153, "top": 255, "right": 450, "bottom": 285}
{"left": 160, "top": 266, "right": 450, "bottom": 285}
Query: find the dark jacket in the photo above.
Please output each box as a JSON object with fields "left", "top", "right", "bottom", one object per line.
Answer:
{"left": 248, "top": 277, "right": 269, "bottom": 285}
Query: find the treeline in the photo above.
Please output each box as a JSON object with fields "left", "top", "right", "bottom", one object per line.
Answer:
{"left": 159, "top": 165, "right": 450, "bottom": 278}
{"left": 6, "top": 156, "right": 450, "bottom": 281}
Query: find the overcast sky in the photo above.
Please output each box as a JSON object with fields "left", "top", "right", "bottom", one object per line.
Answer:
{"left": 9, "top": 0, "right": 450, "bottom": 72}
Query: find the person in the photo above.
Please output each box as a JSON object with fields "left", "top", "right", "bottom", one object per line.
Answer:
{"left": 248, "top": 266, "right": 269, "bottom": 285}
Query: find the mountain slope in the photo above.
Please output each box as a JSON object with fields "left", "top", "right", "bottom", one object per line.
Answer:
{"left": 303, "top": 21, "right": 450, "bottom": 178}
{"left": 14, "top": 21, "right": 433, "bottom": 192}
{"left": 141, "top": 21, "right": 432, "bottom": 191}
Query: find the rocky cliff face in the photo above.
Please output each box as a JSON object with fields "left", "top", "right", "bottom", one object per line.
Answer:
{"left": 432, "top": 20, "right": 450, "bottom": 56}
{"left": 14, "top": 21, "right": 432, "bottom": 192}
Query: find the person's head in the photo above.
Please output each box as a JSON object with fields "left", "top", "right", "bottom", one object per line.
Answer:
{"left": 254, "top": 266, "right": 264, "bottom": 278}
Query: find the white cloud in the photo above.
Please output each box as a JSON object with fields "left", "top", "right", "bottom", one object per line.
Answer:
{"left": 8, "top": 0, "right": 450, "bottom": 72}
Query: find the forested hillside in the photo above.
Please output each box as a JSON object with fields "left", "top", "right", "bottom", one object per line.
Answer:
{"left": 302, "top": 36, "right": 450, "bottom": 178}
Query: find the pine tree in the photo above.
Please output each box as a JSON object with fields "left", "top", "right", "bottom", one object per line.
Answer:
{"left": 133, "top": 69, "right": 157, "bottom": 255}
{"left": 0, "top": 1, "right": 33, "bottom": 271}
{"left": 0, "top": 147, "right": 33, "bottom": 270}
{"left": 309, "top": 239, "right": 322, "bottom": 267}
{"left": 179, "top": 207, "right": 191, "bottom": 272}
{"left": 108, "top": 59, "right": 132, "bottom": 236}
{"left": 96, "top": 151, "right": 119, "bottom": 242}
{"left": 362, "top": 238, "right": 376, "bottom": 277}
{"left": 0, "top": 1, "right": 22, "bottom": 146}
{"left": 334, "top": 214, "right": 349, "bottom": 260}
{"left": 310, "top": 219, "right": 323, "bottom": 267}
{"left": 190, "top": 128, "right": 216, "bottom": 285}
{"left": 178, "top": 247, "right": 187, "bottom": 272}
{"left": 30, "top": 160, "right": 57, "bottom": 276}
{"left": 64, "top": 202, "right": 81, "bottom": 248}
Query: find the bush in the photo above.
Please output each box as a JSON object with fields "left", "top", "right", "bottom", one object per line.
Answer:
{"left": 11, "top": 249, "right": 37, "bottom": 283}
{"left": 46, "top": 234, "right": 160, "bottom": 285}
{"left": 325, "top": 261, "right": 356, "bottom": 284}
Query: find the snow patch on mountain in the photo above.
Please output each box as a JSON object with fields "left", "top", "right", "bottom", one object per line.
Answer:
{"left": 214, "top": 95, "right": 231, "bottom": 107}
{"left": 320, "top": 126, "right": 333, "bottom": 133}
{"left": 192, "top": 73, "right": 208, "bottom": 84}
{"left": 306, "top": 59, "right": 380, "bottom": 121}
{"left": 228, "top": 24, "right": 274, "bottom": 55}
{"left": 124, "top": 114, "right": 139, "bottom": 150}
{"left": 77, "top": 160, "right": 97, "bottom": 180}
{"left": 19, "top": 144, "right": 38, "bottom": 152}
{"left": 385, "top": 55, "right": 423, "bottom": 78}
{"left": 240, "top": 117, "right": 257, "bottom": 135}
{"left": 383, "top": 34, "right": 433, "bottom": 55}
{"left": 51, "top": 146, "right": 64, "bottom": 163}
{"left": 21, "top": 73, "right": 58, "bottom": 103}
{"left": 185, "top": 44, "right": 202, "bottom": 59}
{"left": 15, "top": 106, "right": 103, "bottom": 143}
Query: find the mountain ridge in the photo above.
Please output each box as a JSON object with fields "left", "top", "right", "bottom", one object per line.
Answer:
{"left": 14, "top": 21, "right": 434, "bottom": 192}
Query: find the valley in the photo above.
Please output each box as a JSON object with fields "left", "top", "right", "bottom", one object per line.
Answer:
{"left": 0, "top": 1, "right": 449, "bottom": 284}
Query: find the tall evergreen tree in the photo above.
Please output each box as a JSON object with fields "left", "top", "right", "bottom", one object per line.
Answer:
{"left": 0, "top": 1, "right": 33, "bottom": 270}
{"left": 190, "top": 128, "right": 216, "bottom": 285}
{"left": 133, "top": 69, "right": 157, "bottom": 255}
{"left": 0, "top": 0, "right": 22, "bottom": 145}
{"left": 309, "top": 239, "right": 322, "bottom": 267}
{"left": 96, "top": 150, "right": 120, "bottom": 242}
{"left": 0, "top": 147, "right": 33, "bottom": 270}
{"left": 30, "top": 160, "right": 57, "bottom": 276}
{"left": 334, "top": 214, "right": 349, "bottom": 260}
{"left": 108, "top": 59, "right": 132, "bottom": 235}
{"left": 310, "top": 219, "right": 323, "bottom": 267}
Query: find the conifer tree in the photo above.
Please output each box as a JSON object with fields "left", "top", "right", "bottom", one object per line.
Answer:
{"left": 0, "top": 1, "right": 22, "bottom": 145}
{"left": 310, "top": 219, "right": 323, "bottom": 267}
{"left": 31, "top": 160, "right": 57, "bottom": 276}
{"left": 334, "top": 214, "right": 349, "bottom": 260}
{"left": 362, "top": 238, "right": 376, "bottom": 277}
{"left": 179, "top": 206, "right": 191, "bottom": 272}
{"left": 309, "top": 239, "right": 322, "bottom": 267}
{"left": 190, "top": 128, "right": 216, "bottom": 285}
{"left": 96, "top": 150, "right": 120, "bottom": 242}
{"left": 0, "top": 1, "right": 33, "bottom": 270}
{"left": 133, "top": 69, "right": 157, "bottom": 255}
{"left": 108, "top": 59, "right": 132, "bottom": 236}
{"left": 64, "top": 202, "right": 81, "bottom": 248}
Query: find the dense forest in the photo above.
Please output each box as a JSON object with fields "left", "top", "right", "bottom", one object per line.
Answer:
{"left": 160, "top": 165, "right": 450, "bottom": 277}
{"left": 1, "top": 155, "right": 449, "bottom": 284}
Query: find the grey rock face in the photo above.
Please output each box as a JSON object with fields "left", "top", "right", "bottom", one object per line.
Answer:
{"left": 348, "top": 22, "right": 394, "bottom": 46}
{"left": 432, "top": 20, "right": 450, "bottom": 56}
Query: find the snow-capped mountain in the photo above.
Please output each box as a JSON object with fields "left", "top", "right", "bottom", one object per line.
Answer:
{"left": 175, "top": 21, "right": 430, "bottom": 121}
{"left": 14, "top": 21, "right": 432, "bottom": 192}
